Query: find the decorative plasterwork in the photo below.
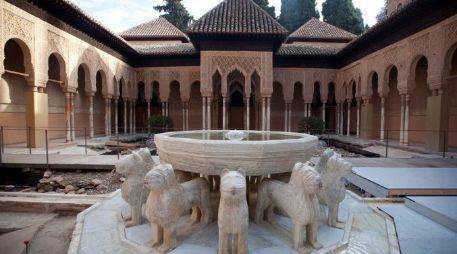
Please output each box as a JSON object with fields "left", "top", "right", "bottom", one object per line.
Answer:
{"left": 3, "top": 9, "right": 34, "bottom": 46}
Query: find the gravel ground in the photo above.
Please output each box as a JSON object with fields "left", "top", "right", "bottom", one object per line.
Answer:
{"left": 34, "top": 170, "right": 123, "bottom": 195}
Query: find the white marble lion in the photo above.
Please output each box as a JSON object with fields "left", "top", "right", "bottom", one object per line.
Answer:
{"left": 115, "top": 148, "right": 155, "bottom": 227}
{"left": 218, "top": 169, "right": 249, "bottom": 254}
{"left": 143, "top": 163, "right": 212, "bottom": 253}
{"left": 315, "top": 148, "right": 352, "bottom": 229}
{"left": 255, "top": 162, "right": 323, "bottom": 251}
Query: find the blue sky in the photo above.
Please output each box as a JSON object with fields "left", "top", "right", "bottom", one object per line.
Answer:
{"left": 72, "top": 0, "right": 385, "bottom": 33}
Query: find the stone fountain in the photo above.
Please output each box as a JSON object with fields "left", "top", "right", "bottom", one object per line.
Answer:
{"left": 68, "top": 131, "right": 398, "bottom": 254}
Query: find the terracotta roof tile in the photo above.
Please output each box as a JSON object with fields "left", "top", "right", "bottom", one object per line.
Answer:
{"left": 288, "top": 18, "right": 356, "bottom": 42}
{"left": 276, "top": 44, "right": 341, "bottom": 56}
{"left": 133, "top": 43, "right": 197, "bottom": 56}
{"left": 120, "top": 17, "right": 188, "bottom": 41}
{"left": 187, "top": 0, "right": 288, "bottom": 36}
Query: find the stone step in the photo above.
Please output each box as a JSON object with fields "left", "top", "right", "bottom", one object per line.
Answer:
{"left": 405, "top": 196, "right": 457, "bottom": 233}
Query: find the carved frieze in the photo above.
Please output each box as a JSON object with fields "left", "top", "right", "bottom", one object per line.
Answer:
{"left": 3, "top": 9, "right": 34, "bottom": 46}
{"left": 48, "top": 30, "right": 68, "bottom": 57}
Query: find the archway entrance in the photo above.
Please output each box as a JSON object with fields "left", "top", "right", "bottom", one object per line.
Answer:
{"left": 229, "top": 82, "right": 244, "bottom": 130}
{"left": 409, "top": 56, "right": 430, "bottom": 145}
{"left": 46, "top": 53, "right": 66, "bottom": 140}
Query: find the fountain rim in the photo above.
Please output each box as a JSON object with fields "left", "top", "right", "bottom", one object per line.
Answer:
{"left": 155, "top": 130, "right": 317, "bottom": 144}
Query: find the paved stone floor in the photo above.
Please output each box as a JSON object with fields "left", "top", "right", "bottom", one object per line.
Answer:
{"left": 70, "top": 191, "right": 395, "bottom": 254}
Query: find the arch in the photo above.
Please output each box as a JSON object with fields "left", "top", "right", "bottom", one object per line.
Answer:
{"left": 135, "top": 82, "right": 148, "bottom": 131}
{"left": 271, "top": 82, "right": 285, "bottom": 131}
{"left": 291, "top": 82, "right": 304, "bottom": 132}
{"left": 189, "top": 81, "right": 202, "bottom": 130}
{"left": 46, "top": 53, "right": 67, "bottom": 140}
{"left": 371, "top": 72, "right": 381, "bottom": 139}
{"left": 446, "top": 44, "right": 457, "bottom": 149}
{"left": 311, "top": 82, "right": 322, "bottom": 117}
{"left": 169, "top": 80, "right": 182, "bottom": 130}
{"left": 409, "top": 56, "right": 430, "bottom": 145}
{"left": 326, "top": 82, "right": 337, "bottom": 131}
{"left": 229, "top": 81, "right": 245, "bottom": 130}
{"left": 385, "top": 65, "right": 401, "bottom": 141}
{"left": 251, "top": 71, "right": 261, "bottom": 130}
{"left": 93, "top": 71, "right": 106, "bottom": 135}
{"left": 74, "top": 64, "right": 91, "bottom": 137}
{"left": 0, "top": 39, "right": 34, "bottom": 144}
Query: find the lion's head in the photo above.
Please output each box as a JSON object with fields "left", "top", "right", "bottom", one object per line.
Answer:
{"left": 115, "top": 151, "right": 143, "bottom": 177}
{"left": 220, "top": 168, "right": 246, "bottom": 199}
{"left": 144, "top": 163, "right": 177, "bottom": 191}
{"left": 291, "top": 162, "right": 322, "bottom": 194}
{"left": 327, "top": 155, "right": 352, "bottom": 179}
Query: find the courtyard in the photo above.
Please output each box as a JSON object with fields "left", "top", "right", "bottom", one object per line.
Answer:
{"left": 1, "top": 0, "right": 457, "bottom": 253}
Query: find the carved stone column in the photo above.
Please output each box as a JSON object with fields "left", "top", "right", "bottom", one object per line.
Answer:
{"left": 404, "top": 94, "right": 410, "bottom": 145}
{"left": 356, "top": 99, "right": 361, "bottom": 138}
{"left": 207, "top": 98, "right": 212, "bottom": 130}
{"left": 246, "top": 97, "right": 250, "bottom": 131}
{"left": 335, "top": 103, "right": 340, "bottom": 135}
{"left": 380, "top": 98, "right": 385, "bottom": 141}
{"left": 124, "top": 100, "right": 128, "bottom": 134}
{"left": 202, "top": 97, "right": 206, "bottom": 130}
{"left": 347, "top": 101, "right": 351, "bottom": 136}
{"left": 284, "top": 102, "right": 288, "bottom": 131}
{"left": 182, "top": 102, "right": 186, "bottom": 131}
{"left": 89, "top": 93, "right": 94, "bottom": 138}
{"left": 114, "top": 98, "right": 119, "bottom": 136}
{"left": 307, "top": 103, "right": 312, "bottom": 117}
{"left": 400, "top": 94, "right": 405, "bottom": 144}
{"left": 267, "top": 97, "right": 271, "bottom": 131}
{"left": 65, "top": 92, "right": 71, "bottom": 142}
{"left": 70, "top": 92, "right": 76, "bottom": 141}
{"left": 222, "top": 97, "right": 227, "bottom": 130}
{"left": 261, "top": 97, "right": 266, "bottom": 131}
{"left": 104, "top": 98, "right": 110, "bottom": 136}
{"left": 322, "top": 103, "right": 326, "bottom": 131}
{"left": 133, "top": 100, "right": 137, "bottom": 133}
{"left": 147, "top": 100, "right": 151, "bottom": 134}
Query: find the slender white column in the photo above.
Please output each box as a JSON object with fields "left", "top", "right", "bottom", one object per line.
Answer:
{"left": 289, "top": 103, "right": 292, "bottom": 132}
{"left": 65, "top": 92, "right": 71, "bottom": 142}
{"left": 261, "top": 98, "right": 266, "bottom": 131}
{"left": 186, "top": 102, "right": 189, "bottom": 130}
{"left": 404, "top": 94, "right": 410, "bottom": 145}
{"left": 335, "top": 103, "right": 340, "bottom": 134}
{"left": 284, "top": 102, "right": 288, "bottom": 131}
{"left": 202, "top": 97, "right": 206, "bottom": 130}
{"left": 322, "top": 103, "right": 326, "bottom": 131}
{"left": 308, "top": 103, "right": 312, "bottom": 117}
{"left": 246, "top": 98, "right": 250, "bottom": 131}
{"left": 133, "top": 100, "right": 136, "bottom": 133}
{"left": 147, "top": 101, "right": 151, "bottom": 134}
{"left": 161, "top": 102, "right": 165, "bottom": 116}
{"left": 124, "top": 100, "right": 128, "bottom": 134}
{"left": 114, "top": 99, "right": 118, "bottom": 135}
{"left": 70, "top": 93, "right": 75, "bottom": 141}
{"left": 166, "top": 102, "right": 169, "bottom": 117}
{"left": 267, "top": 98, "right": 271, "bottom": 131}
{"left": 347, "top": 101, "right": 351, "bottom": 136}
{"left": 356, "top": 100, "right": 361, "bottom": 138}
{"left": 380, "top": 98, "right": 385, "bottom": 141}
{"left": 130, "top": 100, "right": 133, "bottom": 133}
{"left": 304, "top": 103, "right": 307, "bottom": 117}
{"left": 108, "top": 99, "right": 112, "bottom": 136}
{"left": 400, "top": 95, "right": 405, "bottom": 144}
{"left": 207, "top": 98, "right": 211, "bottom": 130}
{"left": 182, "top": 102, "right": 186, "bottom": 131}
{"left": 222, "top": 97, "right": 227, "bottom": 130}
{"left": 89, "top": 94, "right": 94, "bottom": 138}
{"left": 105, "top": 98, "right": 110, "bottom": 136}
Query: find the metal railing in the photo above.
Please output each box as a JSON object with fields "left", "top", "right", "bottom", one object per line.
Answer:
{"left": 0, "top": 126, "right": 455, "bottom": 167}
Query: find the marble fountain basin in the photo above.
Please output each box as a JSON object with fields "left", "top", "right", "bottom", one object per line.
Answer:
{"left": 154, "top": 130, "right": 318, "bottom": 176}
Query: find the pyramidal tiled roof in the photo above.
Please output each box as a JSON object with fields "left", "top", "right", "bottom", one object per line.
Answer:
{"left": 119, "top": 17, "right": 188, "bottom": 42}
{"left": 187, "top": 0, "right": 288, "bottom": 36}
{"left": 288, "top": 18, "right": 356, "bottom": 43}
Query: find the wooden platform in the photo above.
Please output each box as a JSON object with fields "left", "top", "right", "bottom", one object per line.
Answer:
{"left": 0, "top": 154, "right": 120, "bottom": 170}
{"left": 346, "top": 167, "right": 457, "bottom": 197}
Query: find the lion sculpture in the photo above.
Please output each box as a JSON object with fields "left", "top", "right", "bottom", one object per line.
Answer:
{"left": 315, "top": 149, "right": 352, "bottom": 229}
{"left": 115, "top": 148, "right": 155, "bottom": 227}
{"left": 218, "top": 169, "right": 248, "bottom": 254}
{"left": 143, "top": 163, "right": 212, "bottom": 253}
{"left": 255, "top": 162, "right": 323, "bottom": 251}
